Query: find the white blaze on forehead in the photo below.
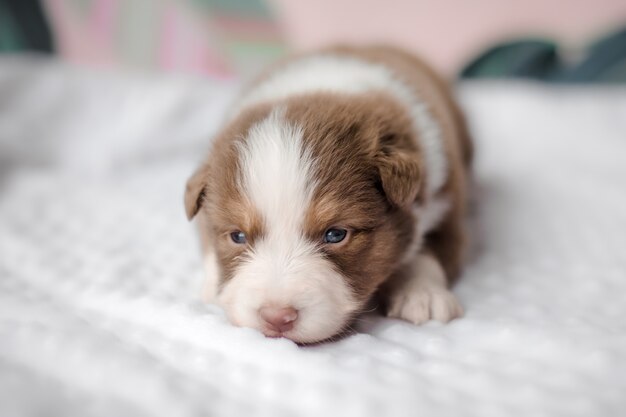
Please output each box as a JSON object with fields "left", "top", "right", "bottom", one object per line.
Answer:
{"left": 232, "top": 54, "right": 447, "bottom": 195}
{"left": 238, "top": 108, "right": 315, "bottom": 239}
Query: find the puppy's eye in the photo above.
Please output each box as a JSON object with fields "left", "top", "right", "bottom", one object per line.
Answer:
{"left": 230, "top": 231, "right": 247, "bottom": 244}
{"left": 323, "top": 228, "right": 347, "bottom": 244}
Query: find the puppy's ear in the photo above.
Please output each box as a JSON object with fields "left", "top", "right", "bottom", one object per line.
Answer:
{"left": 375, "top": 134, "right": 422, "bottom": 208}
{"left": 184, "top": 163, "right": 210, "bottom": 220}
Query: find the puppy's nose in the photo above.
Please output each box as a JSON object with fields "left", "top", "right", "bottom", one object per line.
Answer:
{"left": 259, "top": 306, "right": 298, "bottom": 333}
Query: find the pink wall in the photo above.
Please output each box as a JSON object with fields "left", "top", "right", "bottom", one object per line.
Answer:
{"left": 271, "top": 0, "right": 626, "bottom": 75}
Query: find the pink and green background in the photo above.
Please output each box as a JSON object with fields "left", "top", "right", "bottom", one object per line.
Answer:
{"left": 35, "top": 0, "right": 626, "bottom": 77}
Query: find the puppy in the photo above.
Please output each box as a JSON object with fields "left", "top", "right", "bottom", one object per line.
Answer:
{"left": 185, "top": 46, "right": 472, "bottom": 344}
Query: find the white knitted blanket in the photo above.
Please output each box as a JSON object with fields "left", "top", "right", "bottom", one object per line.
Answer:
{"left": 1, "top": 57, "right": 625, "bottom": 417}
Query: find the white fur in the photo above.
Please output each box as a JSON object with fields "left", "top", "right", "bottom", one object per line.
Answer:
{"left": 416, "top": 195, "right": 451, "bottom": 238}
{"left": 387, "top": 253, "right": 463, "bottom": 324}
{"left": 218, "top": 248, "right": 358, "bottom": 343}
{"left": 401, "top": 195, "right": 451, "bottom": 265}
{"left": 201, "top": 250, "right": 219, "bottom": 303}
{"left": 232, "top": 54, "right": 448, "bottom": 195}
{"left": 216, "top": 110, "right": 359, "bottom": 343}
{"left": 237, "top": 108, "right": 314, "bottom": 242}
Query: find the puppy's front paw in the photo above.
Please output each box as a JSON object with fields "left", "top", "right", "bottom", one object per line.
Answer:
{"left": 386, "top": 286, "right": 463, "bottom": 325}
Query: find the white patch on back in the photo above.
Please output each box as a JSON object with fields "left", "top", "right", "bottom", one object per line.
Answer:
{"left": 416, "top": 195, "right": 451, "bottom": 237}
{"left": 217, "top": 109, "right": 359, "bottom": 343}
{"left": 233, "top": 54, "right": 448, "bottom": 195}
{"left": 401, "top": 195, "right": 451, "bottom": 265}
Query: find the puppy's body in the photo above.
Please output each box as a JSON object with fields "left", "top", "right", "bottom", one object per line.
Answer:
{"left": 185, "top": 46, "right": 472, "bottom": 343}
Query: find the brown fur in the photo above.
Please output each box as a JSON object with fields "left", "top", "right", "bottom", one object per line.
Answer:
{"left": 185, "top": 45, "right": 472, "bottom": 315}
{"left": 234, "top": 45, "right": 473, "bottom": 283}
{"left": 327, "top": 45, "right": 473, "bottom": 283}
{"left": 286, "top": 92, "right": 419, "bottom": 301}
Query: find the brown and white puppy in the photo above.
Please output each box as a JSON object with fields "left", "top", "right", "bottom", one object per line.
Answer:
{"left": 185, "top": 46, "right": 472, "bottom": 344}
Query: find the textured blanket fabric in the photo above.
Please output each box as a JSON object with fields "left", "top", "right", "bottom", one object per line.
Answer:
{"left": 0, "top": 57, "right": 625, "bottom": 417}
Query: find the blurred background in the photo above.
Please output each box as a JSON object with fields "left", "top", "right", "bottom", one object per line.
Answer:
{"left": 2, "top": 2, "right": 626, "bottom": 417}
{"left": 1, "top": 0, "right": 626, "bottom": 81}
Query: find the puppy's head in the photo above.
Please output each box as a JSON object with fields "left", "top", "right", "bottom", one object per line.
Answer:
{"left": 186, "top": 93, "right": 422, "bottom": 343}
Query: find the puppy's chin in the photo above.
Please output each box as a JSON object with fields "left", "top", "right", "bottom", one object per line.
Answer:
{"left": 215, "top": 255, "right": 361, "bottom": 344}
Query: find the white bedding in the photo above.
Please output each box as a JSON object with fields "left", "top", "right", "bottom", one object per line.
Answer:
{"left": 1, "top": 56, "right": 625, "bottom": 417}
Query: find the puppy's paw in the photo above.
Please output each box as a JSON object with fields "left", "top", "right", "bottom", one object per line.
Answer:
{"left": 386, "top": 286, "right": 463, "bottom": 325}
